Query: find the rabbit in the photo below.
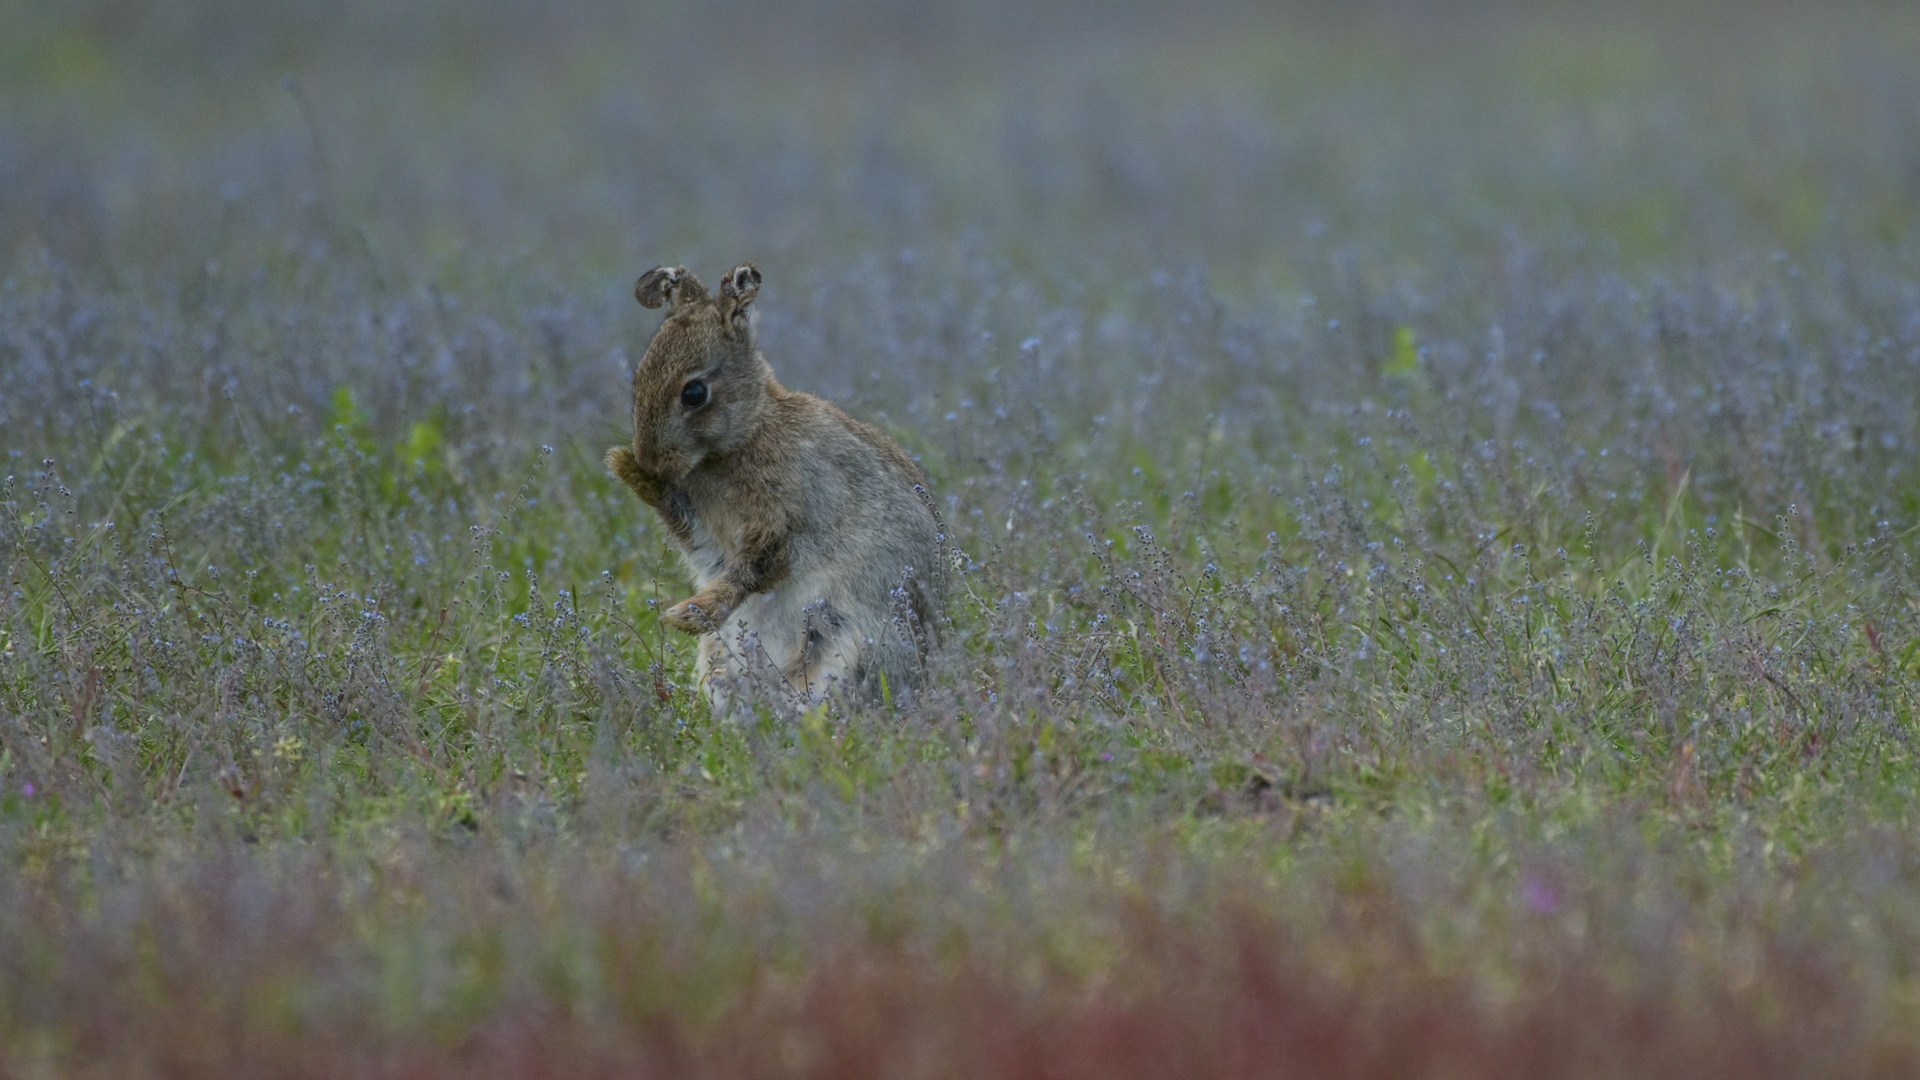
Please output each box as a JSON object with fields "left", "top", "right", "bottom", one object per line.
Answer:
{"left": 604, "top": 263, "right": 944, "bottom": 712}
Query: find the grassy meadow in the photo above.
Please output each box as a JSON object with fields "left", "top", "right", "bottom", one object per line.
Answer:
{"left": 4, "top": 0, "right": 1920, "bottom": 1075}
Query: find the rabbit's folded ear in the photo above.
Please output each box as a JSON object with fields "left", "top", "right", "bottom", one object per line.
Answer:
{"left": 635, "top": 266, "right": 708, "bottom": 311}
{"left": 719, "top": 263, "right": 761, "bottom": 314}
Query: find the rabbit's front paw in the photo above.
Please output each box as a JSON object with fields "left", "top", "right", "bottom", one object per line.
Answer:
{"left": 663, "top": 594, "right": 729, "bottom": 634}
{"left": 607, "top": 445, "right": 671, "bottom": 505}
{"left": 605, "top": 446, "right": 643, "bottom": 486}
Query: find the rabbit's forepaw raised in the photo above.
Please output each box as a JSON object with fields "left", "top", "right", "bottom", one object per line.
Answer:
{"left": 605, "top": 446, "right": 644, "bottom": 487}
{"left": 663, "top": 594, "right": 730, "bottom": 634}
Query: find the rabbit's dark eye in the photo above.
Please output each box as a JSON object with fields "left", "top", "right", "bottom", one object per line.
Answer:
{"left": 680, "top": 380, "right": 709, "bottom": 409}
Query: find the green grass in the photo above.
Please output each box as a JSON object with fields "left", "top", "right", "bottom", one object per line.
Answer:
{"left": 3, "top": 0, "right": 1920, "bottom": 1076}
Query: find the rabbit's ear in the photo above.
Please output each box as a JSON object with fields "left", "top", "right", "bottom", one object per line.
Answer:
{"left": 635, "top": 266, "right": 708, "bottom": 311}
{"left": 719, "top": 263, "right": 761, "bottom": 315}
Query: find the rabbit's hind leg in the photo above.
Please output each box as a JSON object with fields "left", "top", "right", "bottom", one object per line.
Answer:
{"left": 783, "top": 601, "right": 861, "bottom": 703}
{"left": 695, "top": 632, "right": 746, "bottom": 719}
{"left": 697, "top": 623, "right": 786, "bottom": 720}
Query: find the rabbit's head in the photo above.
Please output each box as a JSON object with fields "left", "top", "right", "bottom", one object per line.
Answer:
{"left": 628, "top": 263, "right": 767, "bottom": 478}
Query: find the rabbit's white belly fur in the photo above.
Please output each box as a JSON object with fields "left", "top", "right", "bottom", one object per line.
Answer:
{"left": 682, "top": 520, "right": 730, "bottom": 585}
{"left": 692, "top": 563, "right": 860, "bottom": 707}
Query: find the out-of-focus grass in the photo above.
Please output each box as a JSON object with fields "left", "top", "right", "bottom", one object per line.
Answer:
{"left": 3, "top": 0, "right": 1920, "bottom": 1075}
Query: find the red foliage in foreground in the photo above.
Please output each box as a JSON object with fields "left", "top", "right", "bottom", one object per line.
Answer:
{"left": 14, "top": 903, "right": 1909, "bottom": 1080}
{"left": 420, "top": 942, "right": 1900, "bottom": 1080}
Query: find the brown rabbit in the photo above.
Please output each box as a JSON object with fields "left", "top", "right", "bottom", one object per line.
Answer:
{"left": 605, "top": 263, "right": 943, "bottom": 710}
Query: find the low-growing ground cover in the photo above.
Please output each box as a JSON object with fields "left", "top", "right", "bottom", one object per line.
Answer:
{"left": 3, "top": 1, "right": 1919, "bottom": 1075}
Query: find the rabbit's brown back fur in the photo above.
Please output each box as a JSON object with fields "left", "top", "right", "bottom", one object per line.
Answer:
{"left": 606, "top": 263, "right": 942, "bottom": 709}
